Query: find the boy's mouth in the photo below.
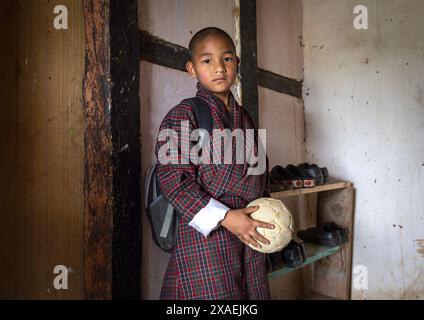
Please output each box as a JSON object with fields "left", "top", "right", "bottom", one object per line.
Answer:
{"left": 213, "top": 77, "right": 226, "bottom": 82}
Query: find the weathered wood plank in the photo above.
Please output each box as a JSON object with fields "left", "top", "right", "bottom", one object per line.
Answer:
{"left": 0, "top": 0, "right": 85, "bottom": 299}
{"left": 82, "top": 0, "right": 141, "bottom": 299}
{"left": 110, "top": 0, "right": 142, "bottom": 300}
{"left": 139, "top": 30, "right": 189, "bottom": 72}
{"left": 258, "top": 68, "right": 302, "bottom": 98}
{"left": 83, "top": 0, "right": 113, "bottom": 299}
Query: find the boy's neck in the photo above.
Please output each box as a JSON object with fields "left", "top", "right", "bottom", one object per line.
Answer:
{"left": 213, "top": 91, "right": 231, "bottom": 111}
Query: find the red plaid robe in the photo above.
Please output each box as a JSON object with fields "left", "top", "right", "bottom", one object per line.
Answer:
{"left": 155, "top": 82, "right": 271, "bottom": 300}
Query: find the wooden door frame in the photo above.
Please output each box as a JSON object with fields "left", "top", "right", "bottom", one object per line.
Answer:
{"left": 81, "top": 0, "right": 302, "bottom": 300}
{"left": 82, "top": 0, "right": 141, "bottom": 299}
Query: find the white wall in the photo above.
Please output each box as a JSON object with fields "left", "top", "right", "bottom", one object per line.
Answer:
{"left": 303, "top": 0, "right": 424, "bottom": 299}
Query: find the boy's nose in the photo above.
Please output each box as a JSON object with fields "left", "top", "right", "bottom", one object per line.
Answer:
{"left": 215, "top": 61, "right": 226, "bottom": 73}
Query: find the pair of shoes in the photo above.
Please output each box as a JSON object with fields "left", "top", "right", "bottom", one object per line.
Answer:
{"left": 270, "top": 163, "right": 331, "bottom": 189}
{"left": 297, "top": 222, "right": 349, "bottom": 247}
{"left": 267, "top": 240, "right": 306, "bottom": 270}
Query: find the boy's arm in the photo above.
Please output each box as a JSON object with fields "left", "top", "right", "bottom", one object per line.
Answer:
{"left": 155, "top": 103, "right": 229, "bottom": 238}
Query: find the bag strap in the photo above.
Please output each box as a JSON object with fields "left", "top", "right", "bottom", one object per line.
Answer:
{"left": 188, "top": 97, "right": 213, "bottom": 134}
{"left": 159, "top": 204, "right": 175, "bottom": 238}
{"left": 147, "top": 97, "right": 212, "bottom": 208}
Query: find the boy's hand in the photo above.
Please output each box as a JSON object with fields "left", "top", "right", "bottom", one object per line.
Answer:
{"left": 220, "top": 206, "right": 275, "bottom": 249}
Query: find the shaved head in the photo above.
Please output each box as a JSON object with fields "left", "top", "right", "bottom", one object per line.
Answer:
{"left": 188, "top": 27, "right": 236, "bottom": 61}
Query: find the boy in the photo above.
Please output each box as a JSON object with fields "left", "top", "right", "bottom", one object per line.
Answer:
{"left": 155, "top": 27, "right": 273, "bottom": 299}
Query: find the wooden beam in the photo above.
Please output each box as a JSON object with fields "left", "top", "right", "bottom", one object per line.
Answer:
{"left": 110, "top": 0, "right": 142, "bottom": 300}
{"left": 140, "top": 30, "right": 189, "bottom": 72}
{"left": 240, "top": 0, "right": 259, "bottom": 127}
{"left": 82, "top": 0, "right": 141, "bottom": 299}
{"left": 139, "top": 25, "right": 303, "bottom": 103}
{"left": 258, "top": 68, "right": 302, "bottom": 99}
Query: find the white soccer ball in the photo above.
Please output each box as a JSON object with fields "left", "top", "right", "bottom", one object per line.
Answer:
{"left": 246, "top": 197, "right": 294, "bottom": 253}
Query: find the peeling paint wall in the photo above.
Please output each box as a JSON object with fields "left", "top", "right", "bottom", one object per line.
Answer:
{"left": 257, "top": 0, "right": 303, "bottom": 81}
{"left": 257, "top": 0, "right": 306, "bottom": 299}
{"left": 303, "top": 0, "right": 424, "bottom": 299}
{"left": 257, "top": 0, "right": 304, "bottom": 170}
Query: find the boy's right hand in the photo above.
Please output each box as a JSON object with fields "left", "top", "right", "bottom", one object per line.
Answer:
{"left": 220, "top": 206, "right": 275, "bottom": 249}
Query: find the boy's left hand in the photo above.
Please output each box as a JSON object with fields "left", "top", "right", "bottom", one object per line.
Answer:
{"left": 220, "top": 206, "right": 275, "bottom": 249}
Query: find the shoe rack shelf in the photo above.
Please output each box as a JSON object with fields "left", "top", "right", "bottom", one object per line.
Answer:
{"left": 268, "top": 243, "right": 342, "bottom": 279}
{"left": 269, "top": 179, "right": 355, "bottom": 300}
{"left": 270, "top": 179, "right": 352, "bottom": 197}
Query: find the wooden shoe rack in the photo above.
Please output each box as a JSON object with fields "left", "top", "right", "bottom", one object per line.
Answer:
{"left": 269, "top": 179, "right": 355, "bottom": 300}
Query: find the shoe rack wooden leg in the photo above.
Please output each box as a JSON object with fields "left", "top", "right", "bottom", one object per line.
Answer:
{"left": 298, "top": 193, "right": 318, "bottom": 296}
{"left": 313, "top": 186, "right": 355, "bottom": 300}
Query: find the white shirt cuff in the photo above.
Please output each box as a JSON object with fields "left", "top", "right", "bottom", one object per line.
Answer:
{"left": 188, "top": 198, "right": 230, "bottom": 237}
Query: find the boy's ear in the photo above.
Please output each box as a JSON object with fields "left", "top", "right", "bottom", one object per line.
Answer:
{"left": 186, "top": 61, "right": 197, "bottom": 78}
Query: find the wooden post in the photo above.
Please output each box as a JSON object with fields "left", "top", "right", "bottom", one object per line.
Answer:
{"left": 82, "top": 0, "right": 141, "bottom": 299}
{"left": 240, "top": 0, "right": 259, "bottom": 127}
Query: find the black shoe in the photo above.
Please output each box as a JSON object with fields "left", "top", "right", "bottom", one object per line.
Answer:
{"left": 269, "top": 174, "right": 295, "bottom": 191}
{"left": 297, "top": 223, "right": 344, "bottom": 247}
{"left": 285, "top": 164, "right": 316, "bottom": 188}
{"left": 270, "top": 165, "right": 303, "bottom": 189}
{"left": 322, "top": 222, "right": 349, "bottom": 244}
{"left": 281, "top": 240, "right": 306, "bottom": 268}
{"left": 321, "top": 167, "right": 329, "bottom": 183}
{"left": 267, "top": 250, "right": 284, "bottom": 271}
{"left": 298, "top": 163, "right": 325, "bottom": 185}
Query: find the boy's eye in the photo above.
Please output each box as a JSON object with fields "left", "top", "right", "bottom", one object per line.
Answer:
{"left": 224, "top": 57, "right": 235, "bottom": 62}
{"left": 202, "top": 59, "right": 211, "bottom": 64}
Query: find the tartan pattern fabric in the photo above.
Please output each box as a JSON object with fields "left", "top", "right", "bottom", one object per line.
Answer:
{"left": 155, "top": 82, "right": 271, "bottom": 299}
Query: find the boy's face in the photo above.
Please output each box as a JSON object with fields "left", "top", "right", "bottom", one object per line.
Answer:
{"left": 186, "top": 35, "right": 239, "bottom": 97}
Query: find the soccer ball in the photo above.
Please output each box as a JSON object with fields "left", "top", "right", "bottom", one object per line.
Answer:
{"left": 246, "top": 197, "right": 294, "bottom": 253}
